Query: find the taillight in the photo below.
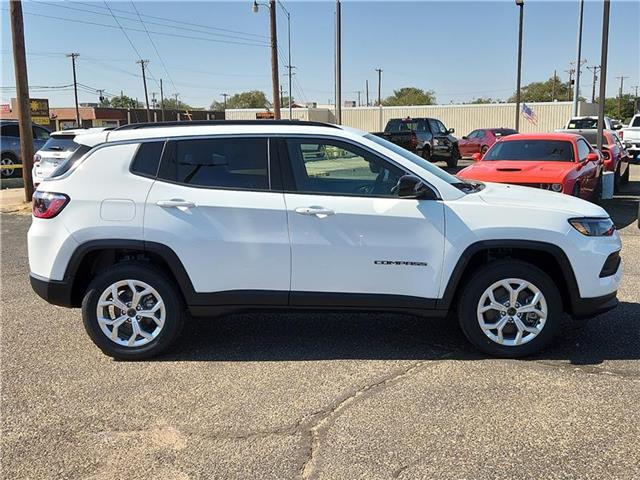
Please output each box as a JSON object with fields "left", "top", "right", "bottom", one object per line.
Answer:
{"left": 409, "top": 132, "right": 417, "bottom": 149}
{"left": 618, "top": 131, "right": 623, "bottom": 140}
{"left": 32, "top": 191, "right": 69, "bottom": 219}
{"left": 33, "top": 153, "right": 41, "bottom": 166}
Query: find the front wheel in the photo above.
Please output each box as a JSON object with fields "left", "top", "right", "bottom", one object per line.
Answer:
{"left": 1, "top": 155, "right": 19, "bottom": 179}
{"left": 421, "top": 146, "right": 432, "bottom": 162}
{"left": 457, "top": 260, "right": 562, "bottom": 357}
{"left": 447, "top": 145, "right": 460, "bottom": 169}
{"left": 82, "top": 262, "right": 185, "bottom": 360}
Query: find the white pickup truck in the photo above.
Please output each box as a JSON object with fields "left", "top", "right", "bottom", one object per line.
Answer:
{"left": 620, "top": 114, "right": 640, "bottom": 160}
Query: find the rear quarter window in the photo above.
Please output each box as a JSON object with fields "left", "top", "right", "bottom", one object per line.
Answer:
{"left": 130, "top": 141, "right": 165, "bottom": 178}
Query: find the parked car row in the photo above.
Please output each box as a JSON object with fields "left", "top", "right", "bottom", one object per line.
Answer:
{"left": 0, "top": 119, "right": 51, "bottom": 178}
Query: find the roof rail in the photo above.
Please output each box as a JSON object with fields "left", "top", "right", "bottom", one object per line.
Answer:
{"left": 114, "top": 119, "right": 341, "bottom": 131}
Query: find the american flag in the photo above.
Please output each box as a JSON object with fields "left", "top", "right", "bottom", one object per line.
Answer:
{"left": 521, "top": 103, "right": 538, "bottom": 126}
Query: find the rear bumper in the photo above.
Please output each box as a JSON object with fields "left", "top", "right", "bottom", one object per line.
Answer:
{"left": 29, "top": 272, "right": 74, "bottom": 307}
{"left": 571, "top": 291, "right": 618, "bottom": 319}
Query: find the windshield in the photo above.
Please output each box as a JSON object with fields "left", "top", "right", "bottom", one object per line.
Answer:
{"left": 364, "top": 133, "right": 467, "bottom": 186}
{"left": 492, "top": 129, "right": 517, "bottom": 137}
{"left": 566, "top": 118, "right": 598, "bottom": 129}
{"left": 484, "top": 140, "right": 575, "bottom": 162}
{"left": 42, "top": 135, "right": 79, "bottom": 152}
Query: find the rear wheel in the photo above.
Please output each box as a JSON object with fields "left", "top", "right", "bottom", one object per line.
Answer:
{"left": 1, "top": 154, "right": 19, "bottom": 179}
{"left": 82, "top": 262, "right": 185, "bottom": 360}
{"left": 457, "top": 260, "right": 562, "bottom": 357}
{"left": 421, "top": 146, "right": 431, "bottom": 162}
{"left": 447, "top": 145, "right": 460, "bottom": 169}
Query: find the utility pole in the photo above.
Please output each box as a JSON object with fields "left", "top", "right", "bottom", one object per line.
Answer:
{"left": 10, "top": 0, "right": 34, "bottom": 201}
{"left": 356, "top": 90, "right": 361, "bottom": 107}
{"left": 97, "top": 88, "right": 105, "bottom": 104}
{"left": 221, "top": 93, "right": 229, "bottom": 111}
{"left": 151, "top": 92, "right": 157, "bottom": 110}
{"left": 269, "top": 0, "right": 281, "bottom": 119}
{"left": 66, "top": 53, "right": 80, "bottom": 126}
{"left": 174, "top": 93, "right": 179, "bottom": 108}
{"left": 572, "top": 0, "right": 584, "bottom": 116}
{"left": 565, "top": 68, "right": 575, "bottom": 101}
{"left": 615, "top": 76, "right": 629, "bottom": 119}
{"left": 375, "top": 68, "right": 383, "bottom": 130}
{"left": 280, "top": 84, "right": 284, "bottom": 109}
{"left": 552, "top": 70, "right": 557, "bottom": 101}
{"left": 514, "top": 0, "right": 524, "bottom": 132}
{"left": 365, "top": 80, "right": 369, "bottom": 106}
{"left": 136, "top": 59, "right": 151, "bottom": 122}
{"left": 159, "top": 79, "right": 165, "bottom": 121}
{"left": 587, "top": 65, "right": 600, "bottom": 103}
{"left": 335, "top": 0, "right": 342, "bottom": 124}
{"left": 596, "top": 0, "right": 610, "bottom": 153}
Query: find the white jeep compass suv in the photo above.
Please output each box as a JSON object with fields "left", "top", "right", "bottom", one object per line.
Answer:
{"left": 28, "top": 120, "right": 623, "bottom": 360}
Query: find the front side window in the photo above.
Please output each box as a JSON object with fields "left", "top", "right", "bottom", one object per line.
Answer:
{"left": 286, "top": 138, "right": 405, "bottom": 197}
{"left": 33, "top": 126, "right": 50, "bottom": 140}
{"left": 0, "top": 124, "right": 20, "bottom": 138}
{"left": 576, "top": 139, "right": 591, "bottom": 161}
{"left": 429, "top": 119, "right": 446, "bottom": 135}
{"left": 158, "top": 137, "right": 269, "bottom": 190}
{"left": 484, "top": 140, "right": 575, "bottom": 162}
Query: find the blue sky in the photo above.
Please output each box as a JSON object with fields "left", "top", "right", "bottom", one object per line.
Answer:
{"left": 1, "top": 0, "right": 638, "bottom": 108}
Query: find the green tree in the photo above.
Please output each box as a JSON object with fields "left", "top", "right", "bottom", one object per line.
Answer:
{"left": 467, "top": 97, "right": 498, "bottom": 104}
{"left": 162, "top": 98, "right": 192, "bottom": 110}
{"left": 381, "top": 87, "right": 436, "bottom": 106}
{"left": 603, "top": 94, "right": 636, "bottom": 123}
{"left": 107, "top": 95, "right": 141, "bottom": 109}
{"left": 508, "top": 75, "right": 571, "bottom": 102}
{"left": 210, "top": 90, "right": 271, "bottom": 110}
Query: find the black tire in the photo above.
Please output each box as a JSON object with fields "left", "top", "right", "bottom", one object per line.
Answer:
{"left": 421, "top": 146, "right": 432, "bottom": 162}
{"left": 447, "top": 145, "right": 460, "bottom": 169}
{"left": 457, "top": 260, "right": 562, "bottom": 358}
{"left": 1, "top": 154, "right": 20, "bottom": 179}
{"left": 591, "top": 173, "right": 602, "bottom": 202}
{"left": 620, "top": 162, "right": 630, "bottom": 184}
{"left": 572, "top": 183, "right": 580, "bottom": 197}
{"left": 81, "top": 262, "right": 185, "bottom": 360}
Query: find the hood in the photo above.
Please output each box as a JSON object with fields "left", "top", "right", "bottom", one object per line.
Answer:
{"left": 477, "top": 182, "right": 608, "bottom": 217}
{"left": 458, "top": 160, "right": 576, "bottom": 183}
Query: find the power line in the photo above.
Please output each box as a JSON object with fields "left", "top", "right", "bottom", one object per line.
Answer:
{"left": 8, "top": 9, "right": 270, "bottom": 48}
{"left": 130, "top": 1, "right": 178, "bottom": 95}
{"left": 103, "top": 1, "right": 145, "bottom": 61}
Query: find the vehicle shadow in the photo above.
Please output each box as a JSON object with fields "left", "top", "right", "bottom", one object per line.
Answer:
{"left": 599, "top": 177, "right": 640, "bottom": 230}
{"left": 157, "top": 300, "right": 640, "bottom": 365}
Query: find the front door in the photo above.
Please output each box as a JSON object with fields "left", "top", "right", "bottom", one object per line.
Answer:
{"left": 281, "top": 137, "right": 445, "bottom": 308}
{"left": 144, "top": 136, "right": 290, "bottom": 302}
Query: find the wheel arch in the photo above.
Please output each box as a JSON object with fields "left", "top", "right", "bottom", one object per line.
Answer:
{"left": 438, "top": 240, "right": 580, "bottom": 315}
{"left": 66, "top": 240, "right": 196, "bottom": 307}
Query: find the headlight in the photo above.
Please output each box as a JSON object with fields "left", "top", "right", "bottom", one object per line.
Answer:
{"left": 569, "top": 217, "right": 615, "bottom": 236}
{"left": 551, "top": 183, "right": 563, "bottom": 192}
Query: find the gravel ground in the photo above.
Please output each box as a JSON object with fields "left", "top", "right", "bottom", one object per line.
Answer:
{"left": 1, "top": 165, "right": 639, "bottom": 480}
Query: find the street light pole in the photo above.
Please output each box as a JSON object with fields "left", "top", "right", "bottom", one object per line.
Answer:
{"left": 572, "top": 0, "right": 584, "bottom": 116}
{"left": 515, "top": 0, "right": 524, "bottom": 132}
{"left": 66, "top": 53, "right": 80, "bottom": 127}
{"left": 375, "top": 68, "right": 382, "bottom": 131}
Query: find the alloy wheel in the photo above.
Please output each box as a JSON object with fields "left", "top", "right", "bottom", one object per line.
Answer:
{"left": 96, "top": 279, "right": 166, "bottom": 347}
{"left": 476, "top": 278, "right": 547, "bottom": 346}
{"left": 1, "top": 157, "right": 16, "bottom": 178}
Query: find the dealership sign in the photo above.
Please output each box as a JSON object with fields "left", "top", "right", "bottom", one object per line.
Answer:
{"left": 10, "top": 97, "right": 50, "bottom": 124}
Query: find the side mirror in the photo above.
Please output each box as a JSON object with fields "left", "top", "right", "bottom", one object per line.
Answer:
{"left": 586, "top": 152, "right": 599, "bottom": 162}
{"left": 472, "top": 152, "right": 482, "bottom": 162}
{"left": 462, "top": 136, "right": 468, "bottom": 140}
{"left": 448, "top": 128, "right": 455, "bottom": 134}
{"left": 394, "top": 175, "right": 435, "bottom": 199}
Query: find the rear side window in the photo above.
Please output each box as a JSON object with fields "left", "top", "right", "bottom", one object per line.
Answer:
{"left": 158, "top": 137, "right": 269, "bottom": 190}
{"left": 131, "top": 141, "right": 164, "bottom": 178}
{"left": 48, "top": 144, "right": 92, "bottom": 178}
{"left": 1, "top": 124, "right": 20, "bottom": 137}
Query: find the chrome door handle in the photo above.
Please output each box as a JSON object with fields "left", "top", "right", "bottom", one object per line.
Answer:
{"left": 156, "top": 199, "right": 196, "bottom": 209}
{"left": 295, "top": 206, "right": 335, "bottom": 217}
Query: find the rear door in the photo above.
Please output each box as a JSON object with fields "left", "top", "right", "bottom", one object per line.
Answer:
{"left": 280, "top": 136, "right": 445, "bottom": 308}
{"left": 144, "top": 136, "right": 290, "bottom": 302}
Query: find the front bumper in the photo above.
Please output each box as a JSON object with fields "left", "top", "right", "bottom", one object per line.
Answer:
{"left": 30, "top": 272, "right": 74, "bottom": 307}
{"left": 571, "top": 291, "right": 619, "bottom": 319}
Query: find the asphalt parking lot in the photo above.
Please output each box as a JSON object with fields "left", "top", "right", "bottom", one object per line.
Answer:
{"left": 1, "top": 165, "right": 639, "bottom": 480}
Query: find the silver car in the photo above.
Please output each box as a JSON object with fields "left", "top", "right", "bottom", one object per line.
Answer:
{"left": 32, "top": 128, "right": 110, "bottom": 186}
